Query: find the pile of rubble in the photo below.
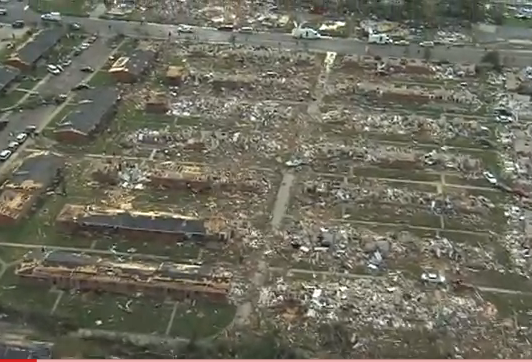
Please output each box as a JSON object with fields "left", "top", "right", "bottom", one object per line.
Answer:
{"left": 259, "top": 274, "right": 494, "bottom": 330}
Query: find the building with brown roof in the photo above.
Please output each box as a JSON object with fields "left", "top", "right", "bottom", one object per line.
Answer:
{"left": 0, "top": 153, "right": 64, "bottom": 225}
{"left": 145, "top": 92, "right": 169, "bottom": 114}
{"left": 108, "top": 48, "right": 156, "bottom": 83}
{"left": 16, "top": 250, "right": 232, "bottom": 302}
{"left": 166, "top": 65, "right": 188, "bottom": 85}
{"left": 55, "top": 204, "right": 231, "bottom": 242}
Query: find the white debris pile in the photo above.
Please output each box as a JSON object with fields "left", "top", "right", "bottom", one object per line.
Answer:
{"left": 117, "top": 163, "right": 147, "bottom": 189}
{"left": 261, "top": 276, "right": 489, "bottom": 330}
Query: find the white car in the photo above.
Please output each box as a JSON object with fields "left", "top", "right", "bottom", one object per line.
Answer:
{"left": 0, "top": 8, "right": 7, "bottom": 15}
{"left": 483, "top": 171, "right": 498, "bottom": 185}
{"left": 15, "top": 132, "right": 27, "bottom": 143}
{"left": 419, "top": 41, "right": 435, "bottom": 47}
{"left": 47, "top": 65, "right": 60, "bottom": 75}
{"left": 176, "top": 24, "right": 193, "bottom": 33}
{"left": 239, "top": 27, "right": 253, "bottom": 33}
{"left": 79, "top": 42, "right": 90, "bottom": 50}
{"left": 421, "top": 271, "right": 446, "bottom": 284}
{"left": 41, "top": 12, "right": 61, "bottom": 21}
{"left": 7, "top": 141, "right": 19, "bottom": 150}
{"left": 0, "top": 149, "right": 12, "bottom": 161}
{"left": 394, "top": 39, "right": 409, "bottom": 46}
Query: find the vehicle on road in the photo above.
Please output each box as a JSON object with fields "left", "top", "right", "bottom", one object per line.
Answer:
{"left": 72, "top": 83, "right": 92, "bottom": 91}
{"left": 11, "top": 20, "right": 24, "bottom": 29}
{"left": 79, "top": 42, "right": 90, "bottom": 50}
{"left": 483, "top": 171, "right": 498, "bottom": 185}
{"left": 292, "top": 23, "right": 321, "bottom": 40}
{"left": 0, "top": 149, "right": 12, "bottom": 161}
{"left": 217, "top": 24, "right": 234, "bottom": 31}
{"left": 61, "top": 59, "right": 72, "bottom": 67}
{"left": 69, "top": 22, "right": 81, "bottom": 30}
{"left": 368, "top": 33, "right": 392, "bottom": 45}
{"left": 88, "top": 34, "right": 98, "bottom": 43}
{"left": 176, "top": 24, "right": 193, "bottom": 33}
{"left": 41, "top": 12, "right": 61, "bottom": 21}
{"left": 80, "top": 66, "right": 94, "bottom": 73}
{"left": 7, "top": 141, "right": 19, "bottom": 151}
{"left": 0, "top": 8, "right": 7, "bottom": 15}
{"left": 238, "top": 27, "right": 253, "bottom": 34}
{"left": 419, "top": 41, "right": 435, "bottom": 47}
{"left": 394, "top": 39, "right": 409, "bottom": 46}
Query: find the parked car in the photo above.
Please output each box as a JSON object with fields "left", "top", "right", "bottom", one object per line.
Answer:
{"left": 11, "top": 20, "right": 24, "bottom": 29}
{"left": 46, "top": 64, "right": 61, "bottom": 75}
{"left": 7, "top": 141, "right": 19, "bottom": 150}
{"left": 80, "top": 66, "right": 94, "bottom": 73}
{"left": 421, "top": 271, "right": 446, "bottom": 285}
{"left": 0, "top": 8, "right": 8, "bottom": 15}
{"left": 419, "top": 41, "right": 435, "bottom": 47}
{"left": 72, "top": 47, "right": 82, "bottom": 56}
{"left": 483, "top": 171, "right": 498, "bottom": 185}
{"left": 41, "top": 12, "right": 61, "bottom": 21}
{"left": 79, "top": 42, "right": 90, "bottom": 50}
{"left": 72, "top": 83, "right": 92, "bottom": 91}
{"left": 0, "top": 149, "right": 12, "bottom": 161}
{"left": 61, "top": 59, "right": 72, "bottom": 67}
{"left": 15, "top": 132, "right": 27, "bottom": 143}
{"left": 25, "top": 125, "right": 37, "bottom": 135}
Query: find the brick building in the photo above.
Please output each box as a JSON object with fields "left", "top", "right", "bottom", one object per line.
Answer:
{"left": 0, "top": 153, "right": 64, "bottom": 225}
{"left": 53, "top": 87, "right": 120, "bottom": 143}
{"left": 16, "top": 250, "right": 232, "bottom": 302}
{"left": 55, "top": 204, "right": 231, "bottom": 242}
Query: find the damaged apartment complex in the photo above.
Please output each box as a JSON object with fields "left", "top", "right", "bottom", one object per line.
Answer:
{"left": 54, "top": 87, "right": 121, "bottom": 143}
{"left": 0, "top": 153, "right": 64, "bottom": 225}
{"left": 92, "top": 160, "right": 263, "bottom": 193}
{"left": 16, "top": 250, "right": 232, "bottom": 302}
{"left": 55, "top": 204, "right": 232, "bottom": 242}
{"left": 108, "top": 46, "right": 157, "bottom": 83}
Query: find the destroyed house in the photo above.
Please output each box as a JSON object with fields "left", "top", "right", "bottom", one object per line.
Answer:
{"left": 0, "top": 341, "right": 52, "bottom": 359}
{"left": 0, "top": 65, "right": 20, "bottom": 93}
{"left": 53, "top": 87, "right": 120, "bottom": 143}
{"left": 148, "top": 164, "right": 261, "bottom": 192}
{"left": 16, "top": 251, "right": 232, "bottom": 302}
{"left": 108, "top": 48, "right": 156, "bottom": 83}
{"left": 357, "top": 82, "right": 477, "bottom": 104}
{"left": 56, "top": 204, "right": 230, "bottom": 242}
{"left": 0, "top": 153, "right": 64, "bottom": 225}
{"left": 6, "top": 28, "right": 65, "bottom": 69}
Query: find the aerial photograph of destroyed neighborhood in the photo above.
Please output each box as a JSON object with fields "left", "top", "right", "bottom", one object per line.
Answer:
{"left": 2, "top": 0, "right": 532, "bottom": 358}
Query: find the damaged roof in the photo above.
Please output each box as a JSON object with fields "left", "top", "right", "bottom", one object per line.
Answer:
{"left": 57, "top": 204, "right": 208, "bottom": 235}
{"left": 0, "top": 341, "right": 52, "bottom": 359}
{"left": 11, "top": 28, "right": 65, "bottom": 66}
{"left": 109, "top": 48, "right": 156, "bottom": 76}
{"left": 4, "top": 152, "right": 64, "bottom": 191}
{"left": 0, "top": 65, "right": 20, "bottom": 92}
{"left": 55, "top": 87, "right": 120, "bottom": 136}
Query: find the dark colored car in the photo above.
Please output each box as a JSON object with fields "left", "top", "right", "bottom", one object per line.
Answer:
{"left": 12, "top": 20, "right": 24, "bottom": 28}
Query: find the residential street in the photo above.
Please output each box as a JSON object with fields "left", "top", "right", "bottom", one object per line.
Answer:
{"left": 0, "top": 37, "right": 114, "bottom": 150}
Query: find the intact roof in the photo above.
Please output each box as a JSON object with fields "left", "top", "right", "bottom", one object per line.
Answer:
{"left": 5, "top": 152, "right": 64, "bottom": 190}
{"left": 59, "top": 204, "right": 207, "bottom": 235}
{"left": 13, "top": 28, "right": 65, "bottom": 66}
{"left": 0, "top": 342, "right": 52, "bottom": 359}
{"left": 0, "top": 65, "right": 20, "bottom": 92}
{"left": 55, "top": 87, "right": 120, "bottom": 135}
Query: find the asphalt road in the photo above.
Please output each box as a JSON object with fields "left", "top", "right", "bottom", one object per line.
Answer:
{"left": 1, "top": 0, "right": 532, "bottom": 67}
{"left": 0, "top": 37, "right": 113, "bottom": 149}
